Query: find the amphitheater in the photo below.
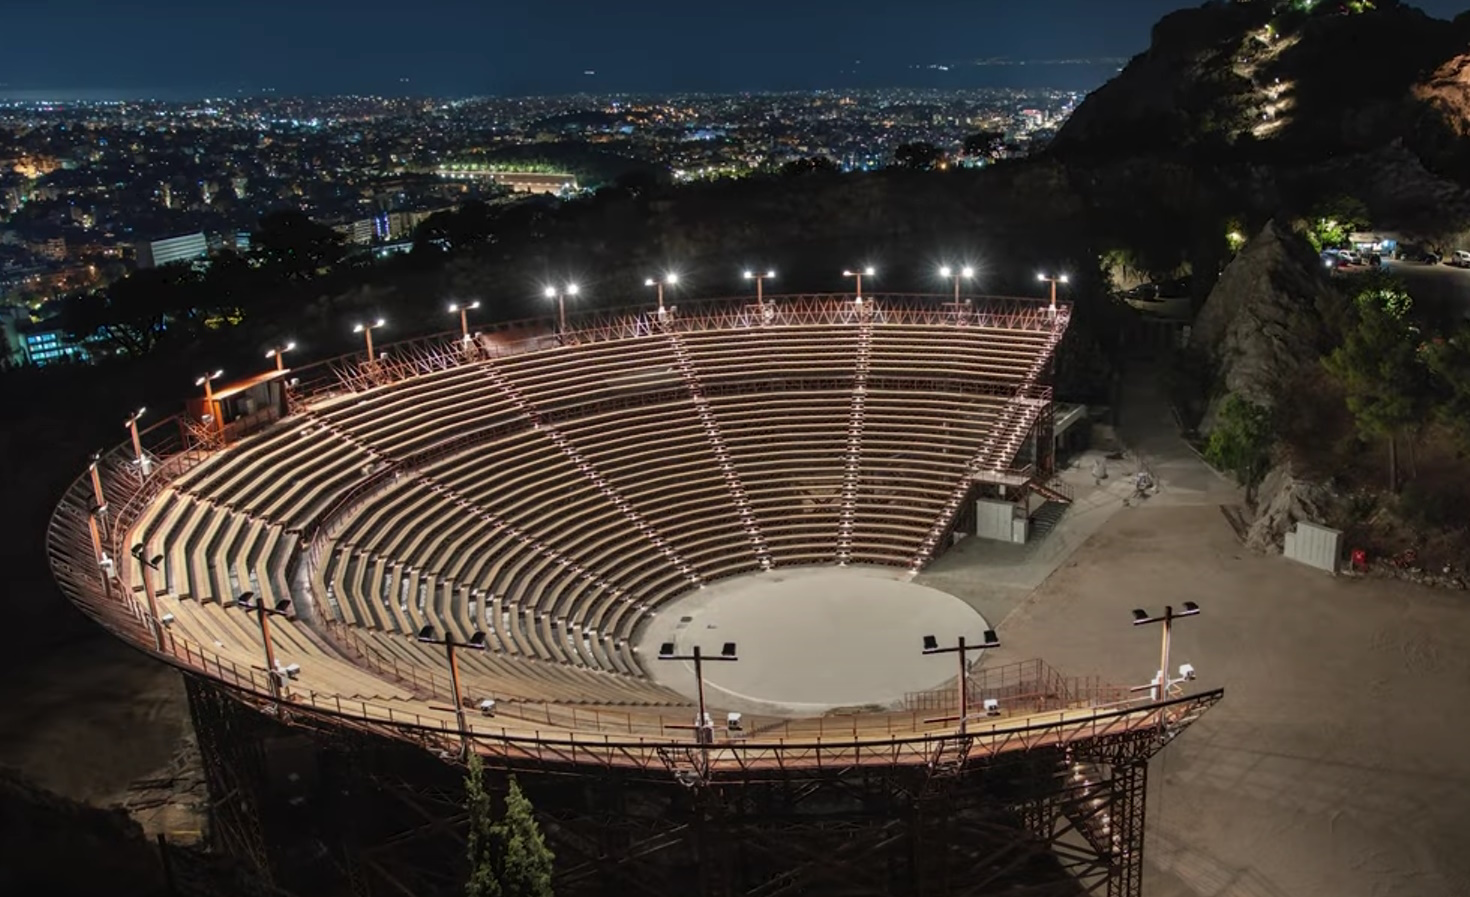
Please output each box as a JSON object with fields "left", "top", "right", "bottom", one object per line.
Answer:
{"left": 48, "top": 292, "right": 1221, "bottom": 897}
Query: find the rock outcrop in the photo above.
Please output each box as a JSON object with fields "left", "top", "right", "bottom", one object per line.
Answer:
{"left": 1053, "top": 1, "right": 1470, "bottom": 185}
{"left": 1245, "top": 463, "right": 1338, "bottom": 553}
{"left": 1415, "top": 52, "right": 1470, "bottom": 136}
{"left": 1190, "top": 220, "right": 1331, "bottom": 417}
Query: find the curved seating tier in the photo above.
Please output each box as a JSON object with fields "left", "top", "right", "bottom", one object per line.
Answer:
{"left": 130, "top": 315, "right": 1060, "bottom": 712}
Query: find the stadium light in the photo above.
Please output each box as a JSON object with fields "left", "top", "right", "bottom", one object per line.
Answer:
{"left": 657, "top": 641, "right": 738, "bottom": 746}
{"left": 130, "top": 543, "right": 167, "bottom": 652}
{"left": 544, "top": 284, "right": 579, "bottom": 333}
{"left": 124, "top": 407, "right": 152, "bottom": 477}
{"left": 842, "top": 266, "right": 876, "bottom": 302}
{"left": 1037, "top": 272, "right": 1069, "bottom": 313}
{"left": 743, "top": 270, "right": 775, "bottom": 318}
{"left": 194, "top": 369, "right": 224, "bottom": 436}
{"left": 1130, "top": 602, "right": 1200, "bottom": 705}
{"left": 353, "top": 318, "right": 386, "bottom": 359}
{"left": 644, "top": 273, "right": 678, "bottom": 312}
{"left": 236, "top": 592, "right": 293, "bottom": 701}
{"left": 448, "top": 301, "right": 480, "bottom": 341}
{"left": 417, "top": 625, "right": 489, "bottom": 755}
{"left": 939, "top": 265, "right": 975, "bottom": 305}
{"left": 921, "top": 630, "right": 1000, "bottom": 734}
{"left": 265, "top": 342, "right": 296, "bottom": 372}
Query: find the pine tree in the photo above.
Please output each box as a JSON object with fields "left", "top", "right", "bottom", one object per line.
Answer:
{"left": 465, "top": 752, "right": 501, "bottom": 897}
{"left": 492, "top": 776, "right": 555, "bottom": 897}
{"left": 1323, "top": 284, "right": 1427, "bottom": 493}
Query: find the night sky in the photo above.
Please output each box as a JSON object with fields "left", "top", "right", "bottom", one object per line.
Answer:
{"left": 3, "top": 0, "right": 1465, "bottom": 98}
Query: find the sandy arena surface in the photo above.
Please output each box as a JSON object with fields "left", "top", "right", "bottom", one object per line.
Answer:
{"left": 638, "top": 566, "right": 990, "bottom": 714}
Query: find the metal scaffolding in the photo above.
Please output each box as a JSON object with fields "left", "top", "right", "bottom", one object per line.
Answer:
{"left": 187, "top": 675, "right": 1221, "bottom": 897}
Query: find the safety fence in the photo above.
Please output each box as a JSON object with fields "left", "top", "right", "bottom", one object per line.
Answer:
{"left": 37, "top": 290, "right": 1222, "bottom": 773}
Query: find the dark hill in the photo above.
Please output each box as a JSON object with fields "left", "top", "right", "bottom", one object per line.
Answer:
{"left": 1053, "top": 0, "right": 1469, "bottom": 180}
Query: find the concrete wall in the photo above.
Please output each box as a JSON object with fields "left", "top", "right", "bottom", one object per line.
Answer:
{"left": 976, "top": 498, "right": 1026, "bottom": 544}
{"left": 1283, "top": 521, "right": 1341, "bottom": 574}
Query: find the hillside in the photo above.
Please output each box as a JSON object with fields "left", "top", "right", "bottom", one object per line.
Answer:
{"left": 1054, "top": 1, "right": 1470, "bottom": 178}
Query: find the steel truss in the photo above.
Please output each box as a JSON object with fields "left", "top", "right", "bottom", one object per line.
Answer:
{"left": 187, "top": 676, "right": 1220, "bottom": 897}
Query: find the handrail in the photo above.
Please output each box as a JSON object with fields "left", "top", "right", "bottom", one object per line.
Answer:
{"left": 39, "top": 289, "right": 1141, "bottom": 772}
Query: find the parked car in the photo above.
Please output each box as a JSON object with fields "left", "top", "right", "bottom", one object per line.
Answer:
{"left": 1451, "top": 250, "right": 1470, "bottom": 268}
{"left": 1336, "top": 248, "right": 1362, "bottom": 265}
{"left": 1421, "top": 251, "right": 1442, "bottom": 264}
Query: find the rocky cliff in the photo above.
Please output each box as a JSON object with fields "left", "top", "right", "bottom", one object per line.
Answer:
{"left": 1189, "top": 219, "right": 1332, "bottom": 419}
{"left": 1053, "top": 1, "right": 1470, "bottom": 186}
{"left": 1416, "top": 51, "right": 1470, "bottom": 135}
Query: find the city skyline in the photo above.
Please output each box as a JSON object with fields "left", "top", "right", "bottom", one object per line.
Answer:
{"left": 6, "top": 0, "right": 1462, "bottom": 98}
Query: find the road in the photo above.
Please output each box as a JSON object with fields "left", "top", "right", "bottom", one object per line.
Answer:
{"left": 1342, "top": 258, "right": 1470, "bottom": 320}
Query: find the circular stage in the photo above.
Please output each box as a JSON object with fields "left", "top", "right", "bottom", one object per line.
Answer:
{"left": 638, "top": 567, "right": 991, "bottom": 716}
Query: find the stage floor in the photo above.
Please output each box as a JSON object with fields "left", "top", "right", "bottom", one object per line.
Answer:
{"left": 637, "top": 566, "right": 990, "bottom": 716}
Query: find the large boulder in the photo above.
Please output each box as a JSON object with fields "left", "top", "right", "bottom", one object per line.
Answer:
{"left": 1190, "top": 220, "right": 1331, "bottom": 416}
{"left": 1245, "top": 463, "right": 1338, "bottom": 553}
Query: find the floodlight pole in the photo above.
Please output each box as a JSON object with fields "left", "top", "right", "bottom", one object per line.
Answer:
{"left": 1038, "top": 272, "right": 1069, "bottom": 315}
{"left": 266, "top": 343, "right": 295, "bottom": 372}
{"left": 88, "top": 508, "right": 114, "bottom": 603}
{"left": 923, "top": 631, "right": 1000, "bottom": 735}
{"left": 240, "top": 595, "right": 290, "bottom": 701}
{"left": 417, "top": 628, "right": 487, "bottom": 755}
{"left": 253, "top": 604, "right": 280, "bottom": 699}
{"left": 658, "top": 643, "right": 738, "bottom": 746}
{"left": 88, "top": 455, "right": 107, "bottom": 520}
{"left": 131, "top": 545, "right": 165, "bottom": 652}
{"left": 745, "top": 271, "right": 774, "bottom": 319}
{"left": 125, "top": 408, "right": 151, "bottom": 476}
{"left": 1132, "top": 602, "right": 1200, "bottom": 702}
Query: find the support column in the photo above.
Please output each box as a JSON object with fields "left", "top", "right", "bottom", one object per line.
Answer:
{"left": 185, "top": 675, "right": 274, "bottom": 883}
{"left": 1107, "top": 761, "right": 1148, "bottom": 897}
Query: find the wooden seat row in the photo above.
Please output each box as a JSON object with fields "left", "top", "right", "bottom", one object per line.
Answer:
{"left": 130, "top": 318, "right": 1059, "bottom": 712}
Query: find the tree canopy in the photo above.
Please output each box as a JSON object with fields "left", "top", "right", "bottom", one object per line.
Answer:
{"left": 1205, "top": 394, "right": 1274, "bottom": 491}
{"left": 1322, "top": 281, "right": 1427, "bottom": 491}
{"left": 893, "top": 142, "right": 943, "bottom": 171}
{"left": 252, "top": 210, "right": 346, "bottom": 280}
{"left": 464, "top": 757, "right": 554, "bottom": 897}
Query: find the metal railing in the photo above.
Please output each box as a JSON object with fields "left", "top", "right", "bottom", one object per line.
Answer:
{"left": 36, "top": 290, "right": 1220, "bottom": 773}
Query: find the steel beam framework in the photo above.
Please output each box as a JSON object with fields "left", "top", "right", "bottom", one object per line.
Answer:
{"left": 187, "top": 675, "right": 1218, "bottom": 897}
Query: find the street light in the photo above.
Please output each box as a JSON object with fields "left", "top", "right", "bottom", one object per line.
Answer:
{"left": 939, "top": 265, "right": 975, "bottom": 304}
{"left": 644, "top": 272, "right": 678, "bottom": 312}
{"left": 657, "top": 641, "right": 738, "bottom": 745}
{"left": 195, "top": 369, "right": 224, "bottom": 436}
{"left": 131, "top": 544, "right": 166, "bottom": 652}
{"left": 124, "top": 407, "right": 152, "bottom": 476}
{"left": 1037, "top": 272, "right": 1069, "bottom": 313}
{"left": 842, "top": 266, "right": 876, "bottom": 302}
{"left": 237, "top": 592, "right": 293, "bottom": 701}
{"left": 543, "top": 284, "right": 579, "bottom": 332}
{"left": 922, "top": 630, "right": 1000, "bottom": 734}
{"left": 447, "top": 301, "right": 480, "bottom": 342}
{"left": 264, "top": 342, "right": 296, "bottom": 372}
{"left": 1131, "top": 602, "right": 1200, "bottom": 702}
{"left": 743, "top": 269, "right": 775, "bottom": 318}
{"left": 417, "top": 625, "right": 489, "bottom": 755}
{"left": 352, "top": 318, "right": 386, "bottom": 359}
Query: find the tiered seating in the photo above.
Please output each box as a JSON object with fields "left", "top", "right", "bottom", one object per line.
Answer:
{"left": 677, "top": 325, "right": 862, "bottom": 564}
{"left": 127, "top": 309, "right": 1062, "bottom": 715}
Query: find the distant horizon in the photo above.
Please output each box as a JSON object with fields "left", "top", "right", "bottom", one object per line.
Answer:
{"left": 0, "top": 61, "right": 1124, "bottom": 104}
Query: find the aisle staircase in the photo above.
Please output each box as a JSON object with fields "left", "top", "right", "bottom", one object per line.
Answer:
{"left": 837, "top": 318, "right": 874, "bottom": 565}
{"left": 667, "top": 333, "right": 772, "bottom": 570}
